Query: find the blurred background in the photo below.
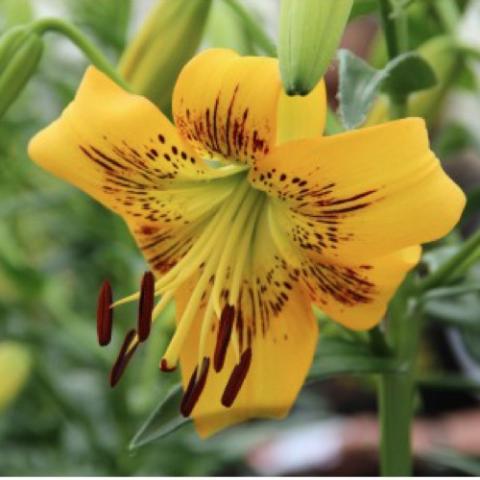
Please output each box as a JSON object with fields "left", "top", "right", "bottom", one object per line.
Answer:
{"left": 2, "top": 0, "right": 480, "bottom": 475}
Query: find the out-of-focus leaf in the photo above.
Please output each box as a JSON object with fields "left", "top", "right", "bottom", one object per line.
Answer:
{"left": 0, "top": 0, "right": 33, "bottom": 31}
{"left": 129, "top": 384, "right": 189, "bottom": 450}
{"left": 67, "top": 0, "right": 131, "bottom": 54}
{"left": 433, "top": 122, "right": 475, "bottom": 159}
{"left": 0, "top": 341, "right": 31, "bottom": 411}
{"left": 338, "top": 49, "right": 437, "bottom": 129}
{"left": 308, "top": 336, "right": 402, "bottom": 382}
{"left": 349, "top": 0, "right": 377, "bottom": 19}
{"left": 425, "top": 450, "right": 480, "bottom": 476}
{"left": 416, "top": 373, "right": 480, "bottom": 393}
{"left": 205, "top": 0, "right": 254, "bottom": 55}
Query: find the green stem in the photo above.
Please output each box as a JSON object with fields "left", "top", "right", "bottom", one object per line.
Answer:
{"left": 32, "top": 18, "right": 130, "bottom": 90}
{"left": 378, "top": 0, "right": 409, "bottom": 118}
{"left": 223, "top": 0, "right": 277, "bottom": 57}
{"left": 379, "top": 372, "right": 414, "bottom": 476}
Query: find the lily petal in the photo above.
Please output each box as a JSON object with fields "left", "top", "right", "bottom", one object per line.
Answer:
{"left": 172, "top": 48, "right": 326, "bottom": 166}
{"left": 28, "top": 67, "right": 242, "bottom": 274}
{"left": 175, "top": 275, "right": 318, "bottom": 438}
{"left": 251, "top": 118, "right": 465, "bottom": 264}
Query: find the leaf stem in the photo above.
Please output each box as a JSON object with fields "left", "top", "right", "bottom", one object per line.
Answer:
{"left": 32, "top": 18, "right": 130, "bottom": 90}
{"left": 418, "top": 229, "right": 480, "bottom": 293}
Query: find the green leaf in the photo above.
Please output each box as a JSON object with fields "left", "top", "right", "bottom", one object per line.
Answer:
{"left": 129, "top": 384, "right": 190, "bottom": 450}
{"left": 308, "top": 336, "right": 403, "bottom": 382}
{"left": 425, "top": 450, "right": 480, "bottom": 476}
{"left": 338, "top": 49, "right": 437, "bottom": 129}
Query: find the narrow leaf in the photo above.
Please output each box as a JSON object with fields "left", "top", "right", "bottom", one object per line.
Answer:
{"left": 129, "top": 384, "right": 190, "bottom": 450}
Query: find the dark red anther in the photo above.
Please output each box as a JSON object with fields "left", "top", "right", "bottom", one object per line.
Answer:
{"left": 180, "top": 357, "right": 210, "bottom": 417}
{"left": 110, "top": 329, "right": 138, "bottom": 387}
{"left": 214, "top": 305, "right": 235, "bottom": 372}
{"left": 138, "top": 271, "right": 155, "bottom": 342}
{"left": 97, "top": 280, "right": 113, "bottom": 346}
{"left": 160, "top": 358, "right": 177, "bottom": 372}
{"left": 221, "top": 348, "right": 252, "bottom": 408}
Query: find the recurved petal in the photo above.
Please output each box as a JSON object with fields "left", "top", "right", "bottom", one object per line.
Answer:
{"left": 172, "top": 48, "right": 326, "bottom": 166}
{"left": 28, "top": 66, "right": 241, "bottom": 275}
{"left": 304, "top": 246, "right": 421, "bottom": 330}
{"left": 175, "top": 275, "right": 318, "bottom": 438}
{"left": 251, "top": 118, "right": 465, "bottom": 264}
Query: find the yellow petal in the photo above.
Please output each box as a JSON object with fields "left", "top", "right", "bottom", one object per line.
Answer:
{"left": 306, "top": 246, "right": 421, "bottom": 330}
{"left": 28, "top": 66, "right": 242, "bottom": 275}
{"left": 175, "top": 275, "right": 318, "bottom": 438}
{"left": 172, "top": 48, "right": 326, "bottom": 166}
{"left": 250, "top": 118, "right": 465, "bottom": 264}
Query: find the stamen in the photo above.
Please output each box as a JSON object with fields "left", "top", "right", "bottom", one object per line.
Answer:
{"left": 160, "top": 358, "right": 176, "bottom": 372}
{"left": 214, "top": 305, "right": 235, "bottom": 372}
{"left": 221, "top": 348, "right": 252, "bottom": 408}
{"left": 161, "top": 246, "right": 222, "bottom": 370}
{"left": 180, "top": 357, "right": 210, "bottom": 417}
{"left": 154, "top": 178, "right": 251, "bottom": 296}
{"left": 97, "top": 280, "right": 113, "bottom": 346}
{"left": 138, "top": 271, "right": 155, "bottom": 342}
{"left": 110, "top": 329, "right": 138, "bottom": 387}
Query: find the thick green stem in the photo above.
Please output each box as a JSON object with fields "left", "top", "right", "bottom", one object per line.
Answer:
{"left": 433, "top": 0, "right": 460, "bottom": 35}
{"left": 32, "top": 18, "right": 130, "bottom": 90}
{"left": 379, "top": 372, "right": 414, "bottom": 476}
{"left": 378, "top": 0, "right": 409, "bottom": 118}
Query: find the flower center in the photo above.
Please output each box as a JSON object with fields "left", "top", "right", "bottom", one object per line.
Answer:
{"left": 98, "top": 172, "right": 266, "bottom": 410}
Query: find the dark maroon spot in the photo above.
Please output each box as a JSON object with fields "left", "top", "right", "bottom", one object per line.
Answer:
{"left": 221, "top": 348, "right": 252, "bottom": 408}
{"left": 214, "top": 305, "right": 235, "bottom": 372}
{"left": 110, "top": 329, "right": 138, "bottom": 387}
{"left": 138, "top": 271, "right": 155, "bottom": 342}
{"left": 180, "top": 357, "right": 210, "bottom": 417}
{"left": 97, "top": 280, "right": 113, "bottom": 346}
{"left": 158, "top": 134, "right": 165, "bottom": 143}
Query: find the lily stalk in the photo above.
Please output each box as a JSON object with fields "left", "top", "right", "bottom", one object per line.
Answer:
{"left": 278, "top": 0, "right": 353, "bottom": 95}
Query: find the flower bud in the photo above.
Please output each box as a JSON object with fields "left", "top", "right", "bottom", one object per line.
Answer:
{"left": 0, "top": 25, "right": 43, "bottom": 118}
{"left": 0, "top": 342, "right": 31, "bottom": 411}
{"left": 278, "top": 0, "right": 353, "bottom": 96}
{"left": 119, "top": 0, "right": 212, "bottom": 116}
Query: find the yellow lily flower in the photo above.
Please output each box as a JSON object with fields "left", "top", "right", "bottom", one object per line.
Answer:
{"left": 28, "top": 48, "right": 465, "bottom": 438}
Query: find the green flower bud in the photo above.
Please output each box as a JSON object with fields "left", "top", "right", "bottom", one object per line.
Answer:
{"left": 0, "top": 25, "right": 43, "bottom": 118}
{"left": 0, "top": 341, "right": 31, "bottom": 412}
{"left": 278, "top": 0, "right": 353, "bottom": 96}
{"left": 119, "top": 0, "right": 212, "bottom": 116}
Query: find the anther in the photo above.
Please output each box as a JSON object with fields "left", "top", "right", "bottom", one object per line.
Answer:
{"left": 221, "top": 348, "right": 252, "bottom": 408}
{"left": 110, "top": 329, "right": 138, "bottom": 387}
{"left": 180, "top": 357, "right": 210, "bottom": 417}
{"left": 138, "top": 271, "right": 155, "bottom": 342}
{"left": 97, "top": 280, "right": 113, "bottom": 346}
{"left": 214, "top": 305, "right": 235, "bottom": 372}
{"left": 160, "top": 358, "right": 177, "bottom": 372}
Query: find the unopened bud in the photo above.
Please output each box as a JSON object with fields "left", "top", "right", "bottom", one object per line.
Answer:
{"left": 119, "top": 0, "right": 212, "bottom": 116}
{"left": 279, "top": 0, "right": 353, "bottom": 96}
{"left": 0, "top": 25, "right": 43, "bottom": 118}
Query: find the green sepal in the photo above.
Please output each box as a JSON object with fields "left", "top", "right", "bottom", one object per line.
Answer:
{"left": 129, "top": 384, "right": 189, "bottom": 450}
{"left": 338, "top": 49, "right": 437, "bottom": 130}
